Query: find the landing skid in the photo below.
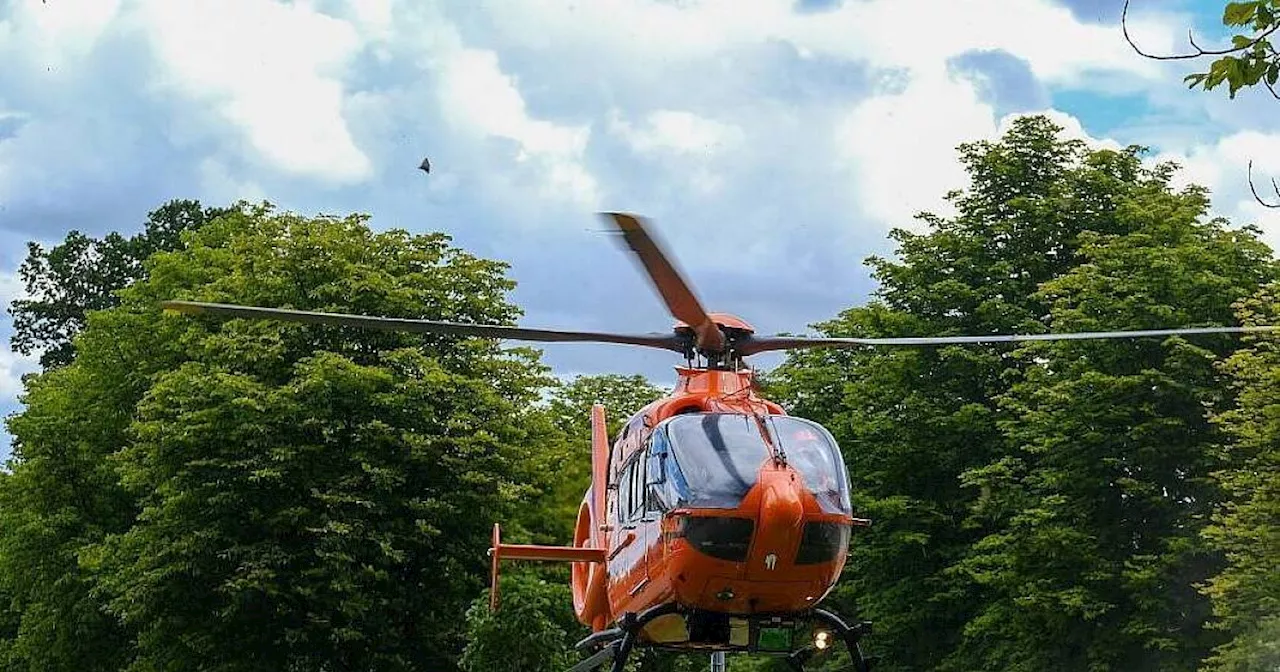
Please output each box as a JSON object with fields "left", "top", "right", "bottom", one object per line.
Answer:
{"left": 568, "top": 605, "right": 876, "bottom": 672}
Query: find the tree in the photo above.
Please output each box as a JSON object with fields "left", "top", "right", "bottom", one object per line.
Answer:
{"left": 769, "top": 115, "right": 1277, "bottom": 670}
{"left": 0, "top": 352, "right": 140, "bottom": 671}
{"left": 770, "top": 116, "right": 1125, "bottom": 670}
{"left": 1197, "top": 288, "right": 1280, "bottom": 672}
{"left": 537, "top": 374, "right": 666, "bottom": 541}
{"left": 9, "top": 199, "right": 230, "bottom": 368}
{"left": 459, "top": 571, "right": 584, "bottom": 672}
{"left": 545, "top": 374, "right": 666, "bottom": 440}
{"left": 1, "top": 202, "right": 563, "bottom": 671}
{"left": 950, "top": 178, "right": 1276, "bottom": 671}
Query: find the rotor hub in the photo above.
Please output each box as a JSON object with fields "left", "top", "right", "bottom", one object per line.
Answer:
{"left": 672, "top": 313, "right": 755, "bottom": 335}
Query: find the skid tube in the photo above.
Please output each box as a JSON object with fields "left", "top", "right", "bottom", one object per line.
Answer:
{"left": 782, "top": 608, "right": 876, "bottom": 672}
{"left": 567, "top": 603, "right": 680, "bottom": 672}
{"left": 567, "top": 605, "right": 876, "bottom": 672}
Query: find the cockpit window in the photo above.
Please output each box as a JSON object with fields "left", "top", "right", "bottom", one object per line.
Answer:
{"left": 765, "top": 416, "right": 851, "bottom": 515}
{"left": 663, "top": 413, "right": 771, "bottom": 509}
{"left": 653, "top": 413, "right": 852, "bottom": 514}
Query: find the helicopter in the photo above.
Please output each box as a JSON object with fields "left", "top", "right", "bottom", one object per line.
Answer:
{"left": 162, "top": 213, "right": 1280, "bottom": 672}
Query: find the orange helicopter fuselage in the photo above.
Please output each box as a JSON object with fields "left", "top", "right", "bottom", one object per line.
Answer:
{"left": 564, "top": 364, "right": 860, "bottom": 634}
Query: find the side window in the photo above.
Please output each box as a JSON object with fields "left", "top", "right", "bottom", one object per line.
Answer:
{"left": 618, "top": 455, "right": 645, "bottom": 524}
{"left": 621, "top": 414, "right": 646, "bottom": 443}
{"left": 645, "top": 429, "right": 671, "bottom": 514}
{"left": 630, "top": 458, "right": 643, "bottom": 520}
{"left": 617, "top": 460, "right": 631, "bottom": 524}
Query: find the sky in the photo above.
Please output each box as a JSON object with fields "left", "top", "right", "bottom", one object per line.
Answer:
{"left": 2, "top": 0, "right": 1279, "bottom": 461}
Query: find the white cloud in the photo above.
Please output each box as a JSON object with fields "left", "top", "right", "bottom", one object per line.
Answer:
{"left": 469, "top": 0, "right": 1185, "bottom": 227}
{"left": 609, "top": 109, "right": 744, "bottom": 158}
{"left": 0, "top": 271, "right": 35, "bottom": 402}
{"left": 435, "top": 46, "right": 599, "bottom": 209}
{"left": 0, "top": 271, "right": 26, "bottom": 308}
{"left": 4, "top": 0, "right": 124, "bottom": 73}
{"left": 834, "top": 67, "right": 999, "bottom": 226}
{"left": 1154, "top": 131, "right": 1280, "bottom": 247}
{"left": 135, "top": 0, "right": 371, "bottom": 184}
{"left": 477, "top": 0, "right": 1178, "bottom": 85}
{"left": 347, "top": 0, "right": 395, "bottom": 44}
{"left": 197, "top": 158, "right": 267, "bottom": 205}
{"left": 607, "top": 109, "right": 744, "bottom": 194}
{"left": 999, "top": 108, "right": 1124, "bottom": 151}
{"left": 833, "top": 46, "right": 1137, "bottom": 229}
{"left": 0, "top": 349, "right": 35, "bottom": 400}
{"left": 0, "top": 0, "right": 1275, "bottom": 398}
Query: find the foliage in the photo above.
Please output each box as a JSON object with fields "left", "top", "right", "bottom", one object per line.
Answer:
{"left": 1199, "top": 288, "right": 1280, "bottom": 672}
{"left": 950, "top": 180, "right": 1276, "bottom": 671}
{"left": 460, "top": 570, "right": 584, "bottom": 672}
{"left": 0, "top": 202, "right": 562, "bottom": 671}
{"left": 770, "top": 115, "right": 1278, "bottom": 671}
{"left": 538, "top": 374, "right": 666, "bottom": 541}
{"left": 4, "top": 113, "right": 1280, "bottom": 672}
{"left": 0, "top": 356, "right": 139, "bottom": 671}
{"left": 1185, "top": 1, "right": 1280, "bottom": 99}
{"left": 9, "top": 199, "right": 230, "bottom": 369}
{"left": 772, "top": 116, "right": 1117, "bottom": 670}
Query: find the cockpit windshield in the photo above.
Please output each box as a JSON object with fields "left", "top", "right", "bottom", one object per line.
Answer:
{"left": 764, "top": 416, "right": 851, "bottom": 514}
{"left": 663, "top": 414, "right": 771, "bottom": 509}
{"left": 656, "top": 413, "right": 851, "bottom": 514}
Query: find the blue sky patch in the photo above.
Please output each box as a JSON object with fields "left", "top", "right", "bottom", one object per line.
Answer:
{"left": 950, "top": 50, "right": 1049, "bottom": 117}
{"left": 1051, "top": 88, "right": 1151, "bottom": 137}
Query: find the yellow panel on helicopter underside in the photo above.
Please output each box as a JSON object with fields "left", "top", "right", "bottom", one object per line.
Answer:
{"left": 643, "top": 613, "right": 690, "bottom": 643}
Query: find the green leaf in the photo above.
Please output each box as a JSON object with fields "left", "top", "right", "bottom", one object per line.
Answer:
{"left": 1224, "top": 1, "right": 1259, "bottom": 26}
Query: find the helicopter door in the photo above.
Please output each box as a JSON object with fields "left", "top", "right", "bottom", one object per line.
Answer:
{"left": 611, "top": 452, "right": 651, "bottom": 598}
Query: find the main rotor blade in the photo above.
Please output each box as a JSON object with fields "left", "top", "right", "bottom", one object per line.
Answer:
{"left": 161, "top": 301, "right": 686, "bottom": 352}
{"left": 738, "top": 325, "right": 1280, "bottom": 355}
{"left": 602, "top": 212, "right": 726, "bottom": 353}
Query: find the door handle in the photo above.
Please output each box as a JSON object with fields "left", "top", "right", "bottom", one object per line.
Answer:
{"left": 608, "top": 532, "right": 637, "bottom": 560}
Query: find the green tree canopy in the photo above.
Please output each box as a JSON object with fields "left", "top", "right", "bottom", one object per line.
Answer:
{"left": 460, "top": 571, "right": 583, "bottom": 672}
{"left": 1, "top": 202, "right": 562, "bottom": 671}
{"left": 1199, "top": 288, "right": 1280, "bottom": 672}
{"left": 9, "top": 199, "right": 230, "bottom": 369}
{"left": 769, "top": 115, "right": 1278, "bottom": 671}
{"left": 538, "top": 374, "right": 666, "bottom": 540}
{"left": 950, "top": 177, "right": 1276, "bottom": 671}
{"left": 1186, "top": 1, "right": 1278, "bottom": 99}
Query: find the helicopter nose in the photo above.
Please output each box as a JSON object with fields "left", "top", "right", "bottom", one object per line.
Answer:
{"left": 748, "top": 468, "right": 805, "bottom": 578}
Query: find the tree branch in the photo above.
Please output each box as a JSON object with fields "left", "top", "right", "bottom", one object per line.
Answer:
{"left": 1122, "top": 0, "right": 1280, "bottom": 61}
{"left": 1248, "top": 160, "right": 1280, "bottom": 208}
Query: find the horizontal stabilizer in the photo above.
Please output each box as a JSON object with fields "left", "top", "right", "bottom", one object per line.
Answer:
{"left": 494, "top": 543, "right": 608, "bottom": 563}
{"left": 489, "top": 523, "right": 606, "bottom": 610}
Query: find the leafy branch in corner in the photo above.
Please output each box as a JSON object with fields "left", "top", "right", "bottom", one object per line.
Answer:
{"left": 1124, "top": 1, "right": 1280, "bottom": 209}
{"left": 1123, "top": 0, "right": 1280, "bottom": 99}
